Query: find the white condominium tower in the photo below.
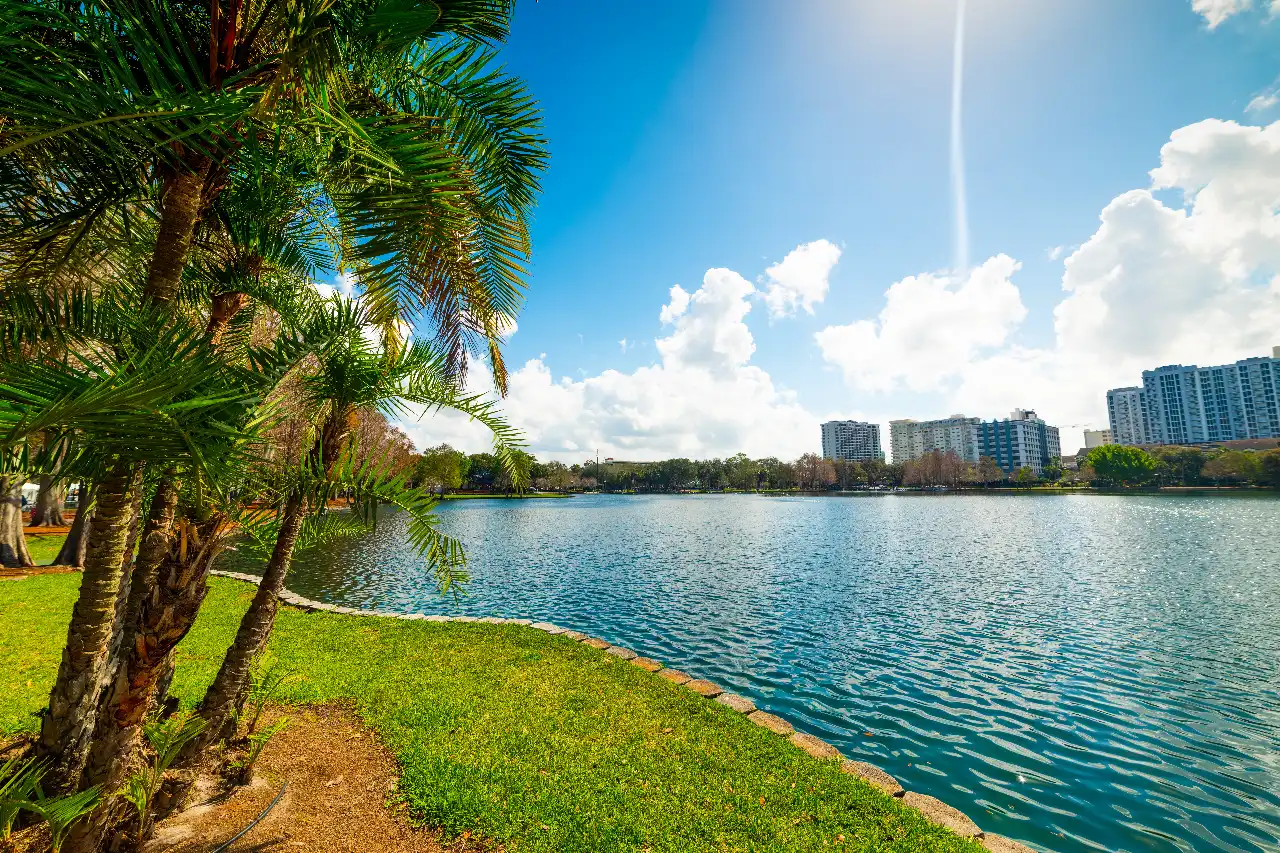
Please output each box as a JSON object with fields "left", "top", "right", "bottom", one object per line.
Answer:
{"left": 820, "top": 420, "right": 883, "bottom": 462}
{"left": 1126, "top": 347, "right": 1280, "bottom": 445}
{"left": 1106, "top": 387, "right": 1151, "bottom": 445}
{"left": 889, "top": 416, "right": 982, "bottom": 465}
{"left": 891, "top": 410, "right": 1061, "bottom": 475}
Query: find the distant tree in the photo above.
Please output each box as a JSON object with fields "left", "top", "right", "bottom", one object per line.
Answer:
{"left": 794, "top": 453, "right": 836, "bottom": 490}
{"left": 493, "top": 450, "right": 534, "bottom": 492}
{"left": 1084, "top": 445, "right": 1157, "bottom": 487}
{"left": 770, "top": 461, "right": 797, "bottom": 489}
{"left": 535, "top": 461, "right": 578, "bottom": 491}
{"left": 1201, "top": 450, "right": 1259, "bottom": 485}
{"left": 1259, "top": 449, "right": 1280, "bottom": 487}
{"left": 903, "top": 450, "right": 967, "bottom": 487}
{"left": 466, "top": 453, "right": 499, "bottom": 489}
{"left": 724, "top": 453, "right": 757, "bottom": 490}
{"left": 1042, "top": 457, "right": 1065, "bottom": 483}
{"left": 833, "top": 459, "right": 867, "bottom": 490}
{"left": 1013, "top": 466, "right": 1039, "bottom": 486}
{"left": 977, "top": 456, "right": 1004, "bottom": 486}
{"left": 1150, "top": 446, "right": 1205, "bottom": 486}
{"left": 414, "top": 444, "right": 469, "bottom": 493}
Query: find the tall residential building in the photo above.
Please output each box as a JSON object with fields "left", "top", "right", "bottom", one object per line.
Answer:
{"left": 1139, "top": 348, "right": 1280, "bottom": 444}
{"left": 889, "top": 416, "right": 981, "bottom": 464}
{"left": 1106, "top": 387, "right": 1151, "bottom": 445}
{"left": 977, "top": 409, "right": 1062, "bottom": 476}
{"left": 1083, "top": 429, "right": 1113, "bottom": 449}
{"left": 820, "top": 420, "right": 883, "bottom": 462}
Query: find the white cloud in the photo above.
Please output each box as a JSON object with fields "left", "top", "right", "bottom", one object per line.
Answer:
{"left": 817, "top": 118, "right": 1280, "bottom": 453}
{"left": 400, "top": 251, "right": 824, "bottom": 461}
{"left": 1192, "top": 0, "right": 1252, "bottom": 27}
{"left": 1047, "top": 245, "right": 1065, "bottom": 260}
{"left": 1247, "top": 88, "right": 1279, "bottom": 114}
{"left": 618, "top": 338, "right": 628, "bottom": 352}
{"left": 760, "top": 239, "right": 842, "bottom": 318}
{"left": 813, "top": 255, "right": 1026, "bottom": 393}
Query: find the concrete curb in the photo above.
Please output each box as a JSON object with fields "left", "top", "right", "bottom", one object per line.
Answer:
{"left": 208, "top": 569, "right": 1043, "bottom": 852}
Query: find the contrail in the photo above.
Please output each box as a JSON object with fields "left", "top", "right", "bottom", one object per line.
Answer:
{"left": 950, "top": 0, "right": 970, "bottom": 275}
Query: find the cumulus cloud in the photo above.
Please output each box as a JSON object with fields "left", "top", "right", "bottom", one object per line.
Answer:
{"left": 400, "top": 253, "right": 824, "bottom": 461}
{"left": 1192, "top": 0, "right": 1253, "bottom": 27}
{"left": 817, "top": 118, "right": 1280, "bottom": 451}
{"left": 813, "top": 255, "right": 1026, "bottom": 393}
{"left": 760, "top": 239, "right": 842, "bottom": 318}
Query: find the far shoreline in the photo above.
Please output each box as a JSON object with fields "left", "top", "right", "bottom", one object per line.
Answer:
{"left": 441, "top": 487, "right": 1278, "bottom": 500}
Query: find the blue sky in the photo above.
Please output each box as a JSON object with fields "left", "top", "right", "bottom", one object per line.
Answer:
{"left": 404, "top": 0, "right": 1280, "bottom": 461}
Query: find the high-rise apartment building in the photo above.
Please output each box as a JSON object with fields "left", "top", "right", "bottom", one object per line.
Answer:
{"left": 1106, "top": 387, "right": 1151, "bottom": 445}
{"left": 977, "top": 409, "right": 1062, "bottom": 476}
{"left": 820, "top": 420, "right": 883, "bottom": 462}
{"left": 1139, "top": 348, "right": 1280, "bottom": 444}
{"left": 889, "top": 416, "right": 982, "bottom": 464}
{"left": 890, "top": 410, "right": 1061, "bottom": 475}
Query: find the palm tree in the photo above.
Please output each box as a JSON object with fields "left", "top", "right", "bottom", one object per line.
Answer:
{"left": 1, "top": 0, "right": 542, "bottom": 805}
{"left": 194, "top": 324, "right": 525, "bottom": 747}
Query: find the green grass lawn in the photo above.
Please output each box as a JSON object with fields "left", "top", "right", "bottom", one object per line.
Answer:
{"left": 1, "top": 575, "right": 980, "bottom": 853}
{"left": 23, "top": 531, "right": 67, "bottom": 565}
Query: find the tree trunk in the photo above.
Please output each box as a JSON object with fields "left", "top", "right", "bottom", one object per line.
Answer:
{"left": 72, "top": 508, "right": 227, "bottom": 853}
{"left": 36, "top": 461, "right": 141, "bottom": 794}
{"left": 192, "top": 410, "right": 353, "bottom": 756}
{"left": 54, "top": 482, "right": 94, "bottom": 567}
{"left": 145, "top": 162, "right": 210, "bottom": 306}
{"left": 206, "top": 291, "right": 249, "bottom": 345}
{"left": 0, "top": 475, "right": 34, "bottom": 568}
{"left": 29, "top": 476, "right": 68, "bottom": 528}
{"left": 192, "top": 492, "right": 306, "bottom": 751}
{"left": 29, "top": 432, "right": 69, "bottom": 528}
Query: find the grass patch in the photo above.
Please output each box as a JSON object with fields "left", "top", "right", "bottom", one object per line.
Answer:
{"left": 1, "top": 575, "right": 979, "bottom": 853}
{"left": 23, "top": 531, "right": 68, "bottom": 565}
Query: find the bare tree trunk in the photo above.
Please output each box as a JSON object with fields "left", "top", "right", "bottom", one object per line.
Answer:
{"left": 30, "top": 432, "right": 69, "bottom": 528}
{"left": 191, "top": 493, "right": 306, "bottom": 752}
{"left": 36, "top": 462, "right": 141, "bottom": 793}
{"left": 54, "top": 482, "right": 94, "bottom": 567}
{"left": 0, "top": 474, "right": 34, "bottom": 568}
{"left": 29, "top": 476, "right": 68, "bottom": 528}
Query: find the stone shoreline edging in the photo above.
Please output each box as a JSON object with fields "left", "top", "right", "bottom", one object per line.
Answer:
{"left": 209, "top": 569, "right": 1040, "bottom": 853}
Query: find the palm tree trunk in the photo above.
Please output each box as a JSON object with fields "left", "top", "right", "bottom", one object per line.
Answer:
{"left": 0, "top": 474, "right": 34, "bottom": 568}
{"left": 72, "top": 504, "right": 227, "bottom": 853}
{"left": 206, "top": 291, "right": 249, "bottom": 345}
{"left": 145, "top": 162, "right": 210, "bottom": 306}
{"left": 36, "top": 461, "right": 141, "bottom": 793}
{"left": 54, "top": 482, "right": 94, "bottom": 567}
{"left": 192, "top": 410, "right": 353, "bottom": 755}
{"left": 193, "top": 492, "right": 306, "bottom": 749}
{"left": 28, "top": 475, "right": 68, "bottom": 527}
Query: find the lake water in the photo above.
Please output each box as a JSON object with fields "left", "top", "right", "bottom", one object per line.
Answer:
{"left": 279, "top": 493, "right": 1280, "bottom": 853}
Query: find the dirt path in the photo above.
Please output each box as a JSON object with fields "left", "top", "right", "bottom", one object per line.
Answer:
{"left": 150, "top": 705, "right": 493, "bottom": 853}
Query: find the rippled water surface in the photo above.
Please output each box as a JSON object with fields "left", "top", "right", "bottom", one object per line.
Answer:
{"left": 280, "top": 493, "right": 1280, "bottom": 853}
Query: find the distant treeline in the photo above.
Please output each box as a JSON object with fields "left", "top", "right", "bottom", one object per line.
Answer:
{"left": 1081, "top": 444, "right": 1280, "bottom": 488}
{"left": 410, "top": 443, "right": 1280, "bottom": 493}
